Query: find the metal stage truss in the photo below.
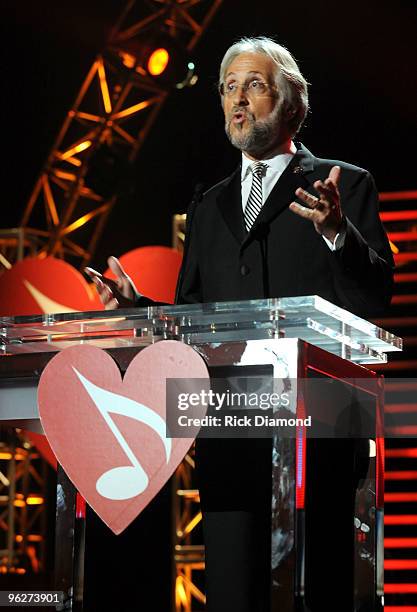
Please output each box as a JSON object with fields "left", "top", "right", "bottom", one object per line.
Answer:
{"left": 172, "top": 216, "right": 205, "bottom": 611}
{"left": 173, "top": 450, "right": 205, "bottom": 611}
{"left": 0, "top": 433, "right": 48, "bottom": 577}
{"left": 11, "top": 0, "right": 223, "bottom": 270}
{"left": 1, "top": 2, "right": 224, "bottom": 609}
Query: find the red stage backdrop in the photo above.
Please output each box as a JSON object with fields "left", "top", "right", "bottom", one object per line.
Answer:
{"left": 0, "top": 248, "right": 183, "bottom": 468}
{"left": 104, "top": 246, "right": 182, "bottom": 304}
{"left": 0, "top": 256, "right": 102, "bottom": 316}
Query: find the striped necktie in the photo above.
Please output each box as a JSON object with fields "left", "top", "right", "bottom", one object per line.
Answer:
{"left": 244, "top": 161, "right": 267, "bottom": 232}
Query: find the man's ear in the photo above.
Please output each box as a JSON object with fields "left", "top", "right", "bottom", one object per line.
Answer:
{"left": 285, "top": 106, "right": 297, "bottom": 119}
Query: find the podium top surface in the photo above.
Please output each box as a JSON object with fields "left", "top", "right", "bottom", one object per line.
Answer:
{"left": 0, "top": 295, "right": 401, "bottom": 364}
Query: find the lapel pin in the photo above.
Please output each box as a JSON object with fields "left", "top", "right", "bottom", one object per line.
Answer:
{"left": 292, "top": 165, "right": 303, "bottom": 174}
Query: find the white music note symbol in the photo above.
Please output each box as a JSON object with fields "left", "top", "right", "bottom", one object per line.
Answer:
{"left": 72, "top": 368, "right": 171, "bottom": 501}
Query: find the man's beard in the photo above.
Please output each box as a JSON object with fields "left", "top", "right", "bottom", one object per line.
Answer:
{"left": 225, "top": 103, "right": 284, "bottom": 158}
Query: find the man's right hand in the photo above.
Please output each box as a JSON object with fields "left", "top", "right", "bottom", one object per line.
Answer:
{"left": 85, "top": 256, "right": 137, "bottom": 310}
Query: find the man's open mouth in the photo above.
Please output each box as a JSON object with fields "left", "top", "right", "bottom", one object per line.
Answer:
{"left": 231, "top": 111, "right": 247, "bottom": 124}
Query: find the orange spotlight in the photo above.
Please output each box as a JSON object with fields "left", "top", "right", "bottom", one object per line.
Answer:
{"left": 26, "top": 496, "right": 44, "bottom": 505}
{"left": 147, "top": 48, "right": 169, "bottom": 76}
{"left": 118, "top": 34, "right": 196, "bottom": 87}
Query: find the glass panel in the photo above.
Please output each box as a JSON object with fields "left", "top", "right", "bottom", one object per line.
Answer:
{"left": 0, "top": 296, "right": 402, "bottom": 364}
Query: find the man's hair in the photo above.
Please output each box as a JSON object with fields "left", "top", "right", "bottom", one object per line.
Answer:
{"left": 219, "top": 36, "right": 309, "bottom": 135}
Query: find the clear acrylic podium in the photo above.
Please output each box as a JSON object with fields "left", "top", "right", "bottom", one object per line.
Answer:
{"left": 0, "top": 296, "right": 402, "bottom": 611}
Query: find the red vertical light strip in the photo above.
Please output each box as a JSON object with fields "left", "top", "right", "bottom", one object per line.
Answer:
{"left": 376, "top": 378, "right": 385, "bottom": 509}
{"left": 76, "top": 492, "right": 86, "bottom": 519}
{"left": 376, "top": 435, "right": 385, "bottom": 509}
{"left": 295, "top": 389, "right": 306, "bottom": 510}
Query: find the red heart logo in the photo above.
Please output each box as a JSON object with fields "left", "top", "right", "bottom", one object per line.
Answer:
{"left": 38, "top": 341, "right": 209, "bottom": 534}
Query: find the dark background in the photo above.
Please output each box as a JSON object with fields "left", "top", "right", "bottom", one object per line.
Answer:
{"left": 4, "top": 0, "right": 417, "bottom": 271}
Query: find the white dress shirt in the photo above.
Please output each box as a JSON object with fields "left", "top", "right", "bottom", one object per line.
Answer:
{"left": 241, "top": 144, "right": 345, "bottom": 251}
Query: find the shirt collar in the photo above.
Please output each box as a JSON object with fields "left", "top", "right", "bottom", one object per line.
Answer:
{"left": 241, "top": 141, "right": 296, "bottom": 181}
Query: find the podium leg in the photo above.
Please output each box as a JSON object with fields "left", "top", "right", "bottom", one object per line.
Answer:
{"left": 54, "top": 464, "right": 85, "bottom": 611}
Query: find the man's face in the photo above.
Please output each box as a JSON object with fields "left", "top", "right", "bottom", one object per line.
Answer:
{"left": 223, "top": 52, "right": 289, "bottom": 159}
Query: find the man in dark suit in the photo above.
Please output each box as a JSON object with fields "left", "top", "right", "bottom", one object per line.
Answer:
{"left": 174, "top": 38, "right": 393, "bottom": 317}
{"left": 86, "top": 36, "right": 393, "bottom": 612}
{"left": 88, "top": 37, "right": 392, "bottom": 319}
{"left": 175, "top": 141, "right": 393, "bottom": 316}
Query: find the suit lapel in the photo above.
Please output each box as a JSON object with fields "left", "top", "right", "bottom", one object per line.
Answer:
{"left": 215, "top": 166, "right": 247, "bottom": 245}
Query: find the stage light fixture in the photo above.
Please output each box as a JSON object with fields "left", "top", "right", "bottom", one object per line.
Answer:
{"left": 147, "top": 48, "right": 170, "bottom": 76}
{"left": 117, "top": 33, "right": 197, "bottom": 89}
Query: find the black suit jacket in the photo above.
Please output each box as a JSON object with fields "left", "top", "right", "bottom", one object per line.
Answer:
{"left": 175, "top": 143, "right": 394, "bottom": 318}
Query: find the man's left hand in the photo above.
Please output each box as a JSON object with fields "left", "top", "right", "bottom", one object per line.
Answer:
{"left": 289, "top": 165, "right": 343, "bottom": 242}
